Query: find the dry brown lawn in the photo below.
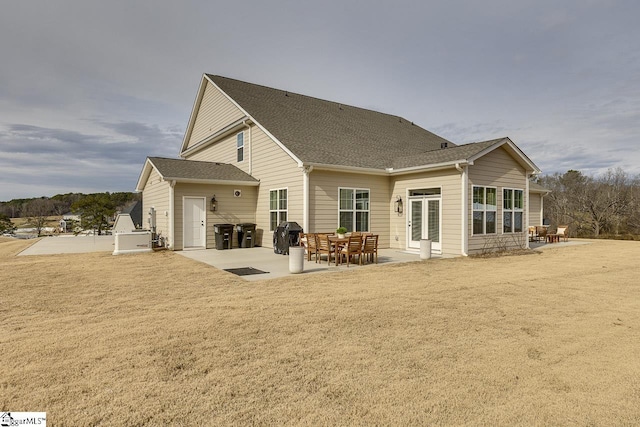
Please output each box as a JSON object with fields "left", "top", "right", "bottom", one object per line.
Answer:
{"left": 2, "top": 238, "right": 640, "bottom": 426}
{"left": 10, "top": 216, "right": 61, "bottom": 228}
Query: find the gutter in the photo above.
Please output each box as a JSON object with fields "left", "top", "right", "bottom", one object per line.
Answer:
{"left": 304, "top": 162, "right": 388, "bottom": 176}
{"left": 161, "top": 177, "right": 260, "bottom": 186}
{"left": 387, "top": 159, "right": 474, "bottom": 176}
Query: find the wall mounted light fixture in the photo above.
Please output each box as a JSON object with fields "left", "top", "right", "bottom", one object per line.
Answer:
{"left": 394, "top": 196, "right": 403, "bottom": 214}
{"left": 210, "top": 195, "right": 217, "bottom": 212}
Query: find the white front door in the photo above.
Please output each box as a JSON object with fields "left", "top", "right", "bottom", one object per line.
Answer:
{"left": 184, "top": 197, "right": 206, "bottom": 248}
{"left": 408, "top": 196, "right": 442, "bottom": 252}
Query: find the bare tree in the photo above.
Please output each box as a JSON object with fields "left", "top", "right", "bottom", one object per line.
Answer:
{"left": 25, "top": 198, "right": 55, "bottom": 236}
{"left": 540, "top": 168, "right": 638, "bottom": 237}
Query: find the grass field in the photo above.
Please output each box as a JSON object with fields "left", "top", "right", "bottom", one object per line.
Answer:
{"left": 1, "top": 237, "right": 639, "bottom": 425}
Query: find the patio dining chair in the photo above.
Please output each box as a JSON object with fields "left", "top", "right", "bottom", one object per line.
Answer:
{"left": 339, "top": 235, "right": 363, "bottom": 267}
{"left": 302, "top": 232, "right": 318, "bottom": 261}
{"left": 316, "top": 234, "right": 334, "bottom": 264}
{"left": 536, "top": 226, "right": 548, "bottom": 243}
{"left": 556, "top": 225, "right": 569, "bottom": 242}
{"left": 362, "top": 234, "right": 378, "bottom": 264}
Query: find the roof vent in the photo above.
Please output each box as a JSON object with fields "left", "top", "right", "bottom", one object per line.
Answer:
{"left": 441, "top": 142, "right": 448, "bottom": 149}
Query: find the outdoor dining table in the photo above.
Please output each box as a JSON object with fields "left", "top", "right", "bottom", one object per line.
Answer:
{"left": 328, "top": 235, "right": 350, "bottom": 265}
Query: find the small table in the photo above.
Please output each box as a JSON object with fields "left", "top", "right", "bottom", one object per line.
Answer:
{"left": 546, "top": 233, "right": 560, "bottom": 243}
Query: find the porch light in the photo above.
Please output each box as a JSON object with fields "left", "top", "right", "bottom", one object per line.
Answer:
{"left": 210, "top": 195, "right": 217, "bottom": 212}
{"left": 394, "top": 196, "right": 403, "bottom": 214}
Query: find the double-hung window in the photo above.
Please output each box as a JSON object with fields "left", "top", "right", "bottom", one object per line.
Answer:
{"left": 472, "top": 186, "right": 497, "bottom": 235}
{"left": 269, "top": 188, "right": 287, "bottom": 231}
{"left": 503, "top": 189, "right": 524, "bottom": 233}
{"left": 236, "top": 132, "right": 244, "bottom": 162}
{"left": 339, "top": 188, "right": 370, "bottom": 232}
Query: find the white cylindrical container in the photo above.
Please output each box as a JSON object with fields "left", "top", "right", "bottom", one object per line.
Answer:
{"left": 420, "top": 239, "right": 432, "bottom": 260}
{"left": 289, "top": 246, "right": 305, "bottom": 274}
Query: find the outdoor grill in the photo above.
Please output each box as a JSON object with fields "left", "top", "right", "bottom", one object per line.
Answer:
{"left": 273, "top": 221, "right": 303, "bottom": 255}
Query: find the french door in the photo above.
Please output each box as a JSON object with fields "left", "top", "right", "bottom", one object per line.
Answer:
{"left": 408, "top": 196, "right": 441, "bottom": 252}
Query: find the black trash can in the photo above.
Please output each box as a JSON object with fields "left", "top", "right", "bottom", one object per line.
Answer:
{"left": 273, "top": 221, "right": 303, "bottom": 255}
{"left": 213, "top": 223, "right": 234, "bottom": 250}
{"left": 236, "top": 223, "right": 256, "bottom": 248}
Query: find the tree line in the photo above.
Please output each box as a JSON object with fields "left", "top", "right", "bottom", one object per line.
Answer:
{"left": 538, "top": 168, "right": 640, "bottom": 239}
{"left": 0, "top": 192, "right": 140, "bottom": 235}
{"left": 0, "top": 192, "right": 138, "bottom": 219}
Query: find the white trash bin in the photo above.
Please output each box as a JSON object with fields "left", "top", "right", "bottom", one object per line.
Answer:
{"left": 289, "top": 246, "right": 305, "bottom": 274}
{"left": 420, "top": 239, "right": 432, "bottom": 260}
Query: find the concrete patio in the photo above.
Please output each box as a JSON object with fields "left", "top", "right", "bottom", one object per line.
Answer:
{"left": 177, "top": 246, "right": 449, "bottom": 281}
{"left": 17, "top": 235, "right": 115, "bottom": 255}
{"left": 529, "top": 239, "right": 591, "bottom": 251}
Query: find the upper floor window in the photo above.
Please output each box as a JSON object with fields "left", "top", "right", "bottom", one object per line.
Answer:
{"left": 236, "top": 132, "right": 244, "bottom": 162}
{"left": 473, "top": 186, "right": 497, "bottom": 235}
{"left": 339, "top": 188, "right": 370, "bottom": 232}
{"left": 503, "top": 188, "right": 524, "bottom": 233}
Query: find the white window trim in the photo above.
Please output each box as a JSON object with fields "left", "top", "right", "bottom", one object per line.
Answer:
{"left": 472, "top": 185, "right": 498, "bottom": 235}
{"left": 236, "top": 131, "right": 244, "bottom": 163}
{"left": 338, "top": 187, "right": 371, "bottom": 232}
{"left": 269, "top": 187, "right": 288, "bottom": 231}
{"left": 502, "top": 188, "right": 524, "bottom": 234}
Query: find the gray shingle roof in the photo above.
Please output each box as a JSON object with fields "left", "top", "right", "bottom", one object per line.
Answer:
{"left": 148, "top": 157, "right": 259, "bottom": 183}
{"left": 529, "top": 181, "right": 550, "bottom": 193}
{"left": 208, "top": 75, "right": 456, "bottom": 170}
{"left": 391, "top": 138, "right": 505, "bottom": 169}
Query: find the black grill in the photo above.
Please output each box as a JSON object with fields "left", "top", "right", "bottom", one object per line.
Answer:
{"left": 273, "top": 221, "right": 303, "bottom": 255}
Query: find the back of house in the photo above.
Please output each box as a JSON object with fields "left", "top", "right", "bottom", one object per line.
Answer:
{"left": 136, "top": 74, "right": 544, "bottom": 256}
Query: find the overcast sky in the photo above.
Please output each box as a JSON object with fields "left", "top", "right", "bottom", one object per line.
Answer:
{"left": 1, "top": 0, "right": 639, "bottom": 201}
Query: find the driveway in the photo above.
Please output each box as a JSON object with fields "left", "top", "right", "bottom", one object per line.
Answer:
{"left": 18, "top": 235, "right": 115, "bottom": 255}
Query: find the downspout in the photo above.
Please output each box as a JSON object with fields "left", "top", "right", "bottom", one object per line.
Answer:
{"left": 302, "top": 165, "right": 313, "bottom": 232}
{"left": 169, "top": 180, "right": 176, "bottom": 250}
{"left": 243, "top": 120, "right": 252, "bottom": 175}
{"left": 525, "top": 174, "right": 531, "bottom": 249}
{"left": 456, "top": 163, "right": 468, "bottom": 256}
{"left": 540, "top": 192, "right": 546, "bottom": 227}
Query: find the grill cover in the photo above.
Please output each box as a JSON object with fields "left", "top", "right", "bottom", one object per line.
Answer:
{"left": 273, "top": 221, "right": 303, "bottom": 255}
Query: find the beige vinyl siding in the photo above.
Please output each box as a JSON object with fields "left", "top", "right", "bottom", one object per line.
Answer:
{"left": 141, "top": 168, "right": 170, "bottom": 245}
{"left": 186, "top": 81, "right": 245, "bottom": 150}
{"left": 309, "top": 171, "right": 390, "bottom": 247}
{"left": 529, "top": 192, "right": 542, "bottom": 226}
{"left": 250, "top": 126, "right": 303, "bottom": 246}
{"left": 186, "top": 130, "right": 250, "bottom": 174}
{"left": 468, "top": 146, "right": 528, "bottom": 254}
{"left": 172, "top": 183, "right": 257, "bottom": 250}
{"left": 390, "top": 168, "right": 462, "bottom": 255}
